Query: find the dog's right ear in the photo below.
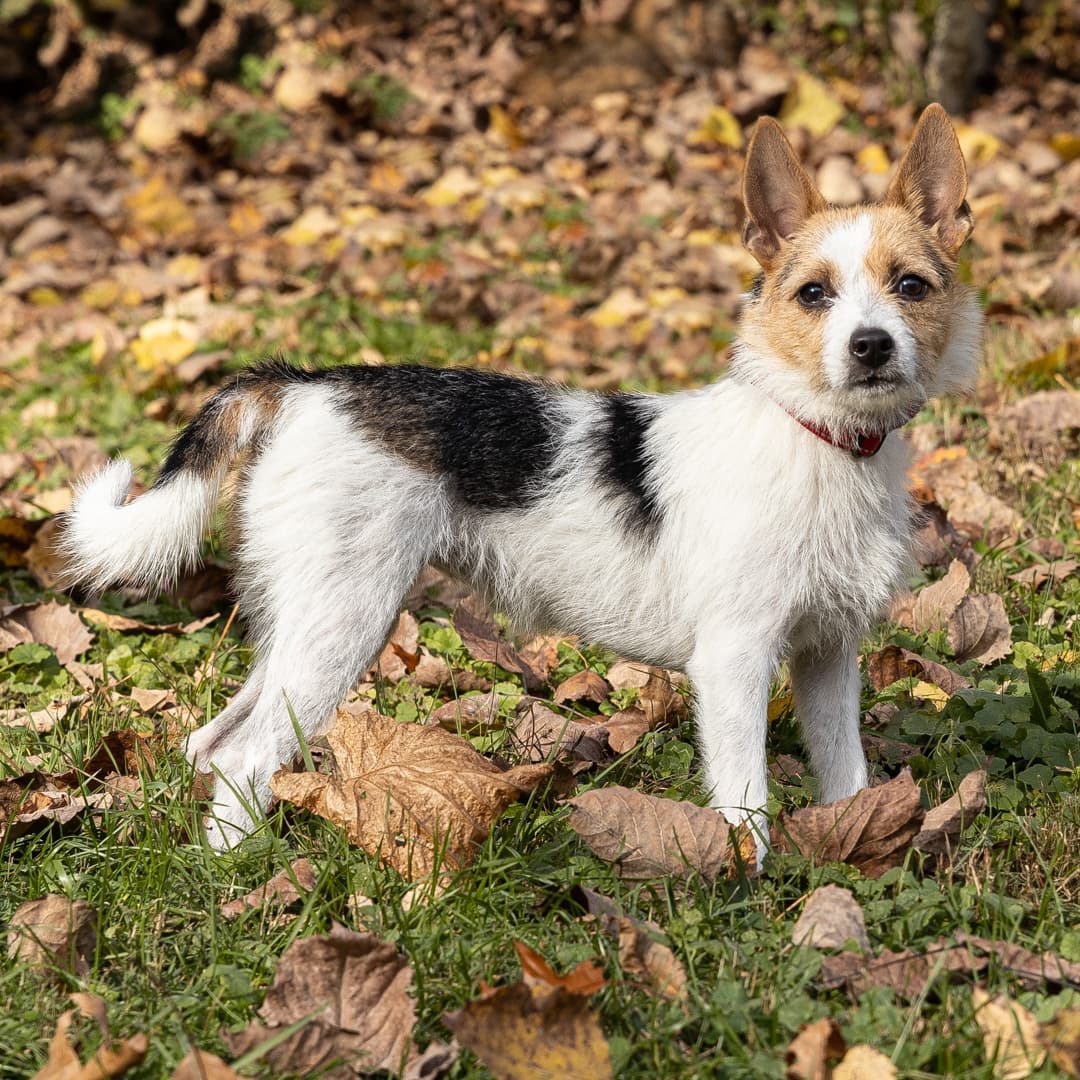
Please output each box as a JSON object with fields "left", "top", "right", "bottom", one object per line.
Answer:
{"left": 741, "top": 117, "right": 825, "bottom": 269}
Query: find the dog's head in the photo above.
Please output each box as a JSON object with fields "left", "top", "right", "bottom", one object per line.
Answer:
{"left": 735, "top": 104, "right": 982, "bottom": 434}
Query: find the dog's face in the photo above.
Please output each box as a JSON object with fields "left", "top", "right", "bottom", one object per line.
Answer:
{"left": 736, "top": 105, "right": 982, "bottom": 428}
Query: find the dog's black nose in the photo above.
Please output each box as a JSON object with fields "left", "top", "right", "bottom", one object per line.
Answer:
{"left": 849, "top": 328, "right": 894, "bottom": 368}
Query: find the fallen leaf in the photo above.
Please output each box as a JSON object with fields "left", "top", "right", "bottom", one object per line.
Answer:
{"left": 913, "top": 770, "right": 988, "bottom": 861}
{"left": 988, "top": 390, "right": 1080, "bottom": 461}
{"left": 779, "top": 73, "right": 845, "bottom": 137}
{"left": 785, "top": 1017, "right": 845, "bottom": 1080}
{"left": 953, "top": 933, "right": 1080, "bottom": 992}
{"left": 515, "top": 941, "right": 606, "bottom": 998}
{"left": 443, "top": 942, "right": 611, "bottom": 1080}
{"left": 8, "top": 895, "right": 97, "bottom": 977}
{"left": 32, "top": 995, "right": 148, "bottom": 1080}
{"left": 225, "top": 924, "right": 450, "bottom": 1076}
{"left": 129, "top": 316, "right": 199, "bottom": 371}
{"left": 567, "top": 786, "right": 753, "bottom": 881}
{"left": 511, "top": 699, "right": 610, "bottom": 765}
{"left": 169, "top": 1050, "right": 242, "bottom": 1080}
{"left": 819, "top": 943, "right": 985, "bottom": 1000}
{"left": 909, "top": 559, "right": 970, "bottom": 633}
{"left": 689, "top": 105, "right": 743, "bottom": 148}
{"left": 601, "top": 705, "right": 653, "bottom": 753}
{"left": 792, "top": 884, "right": 870, "bottom": 951}
{"left": 972, "top": 987, "right": 1046, "bottom": 1079}
{"left": 605, "top": 661, "right": 687, "bottom": 726}
{"left": 1042, "top": 1007, "right": 1080, "bottom": 1076}
{"left": 79, "top": 609, "right": 218, "bottom": 635}
{"left": 867, "top": 645, "right": 971, "bottom": 695}
{"left": 580, "top": 890, "right": 687, "bottom": 1002}
{"left": 771, "top": 770, "right": 924, "bottom": 878}
{"left": 833, "top": 1045, "right": 897, "bottom": 1079}
{"left": 220, "top": 857, "right": 317, "bottom": 920}
{"left": 947, "top": 593, "right": 1012, "bottom": 665}
{"left": 270, "top": 709, "right": 552, "bottom": 878}
{"left": 427, "top": 693, "right": 502, "bottom": 734}
{"left": 553, "top": 669, "right": 610, "bottom": 705}
{"left": 0, "top": 600, "right": 93, "bottom": 665}
{"left": 453, "top": 598, "right": 546, "bottom": 691}
{"left": 1009, "top": 559, "right": 1078, "bottom": 589}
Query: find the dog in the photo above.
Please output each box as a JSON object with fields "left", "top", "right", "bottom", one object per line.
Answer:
{"left": 61, "top": 104, "right": 982, "bottom": 854}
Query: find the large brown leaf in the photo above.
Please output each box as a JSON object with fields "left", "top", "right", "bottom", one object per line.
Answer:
{"left": 908, "top": 559, "right": 970, "bottom": 633}
{"left": 913, "top": 770, "right": 988, "bottom": 861}
{"left": 225, "top": 925, "right": 455, "bottom": 1077}
{"left": 31, "top": 994, "right": 147, "bottom": 1079}
{"left": 946, "top": 593, "right": 1012, "bottom": 665}
{"left": 770, "top": 771, "right": 923, "bottom": 878}
{"left": 791, "top": 884, "right": 870, "bottom": 951}
{"left": 0, "top": 600, "right": 93, "bottom": 665}
{"left": 270, "top": 709, "right": 552, "bottom": 879}
{"left": 8, "top": 895, "right": 97, "bottom": 977}
{"left": 453, "top": 597, "right": 546, "bottom": 691}
{"left": 567, "top": 786, "right": 753, "bottom": 881}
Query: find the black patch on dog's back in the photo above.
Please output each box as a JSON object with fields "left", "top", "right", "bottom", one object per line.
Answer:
{"left": 591, "top": 394, "right": 663, "bottom": 535}
{"left": 327, "top": 365, "right": 561, "bottom": 511}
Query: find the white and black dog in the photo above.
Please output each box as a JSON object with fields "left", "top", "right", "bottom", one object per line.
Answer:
{"left": 62, "top": 105, "right": 982, "bottom": 853}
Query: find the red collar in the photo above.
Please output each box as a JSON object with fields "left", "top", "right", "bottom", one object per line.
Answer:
{"left": 779, "top": 404, "right": 921, "bottom": 458}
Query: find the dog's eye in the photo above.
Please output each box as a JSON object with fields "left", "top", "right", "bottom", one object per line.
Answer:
{"left": 797, "top": 282, "right": 827, "bottom": 307}
{"left": 897, "top": 274, "right": 929, "bottom": 300}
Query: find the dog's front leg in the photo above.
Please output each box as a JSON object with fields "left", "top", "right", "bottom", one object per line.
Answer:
{"left": 689, "top": 635, "right": 778, "bottom": 862}
{"left": 790, "top": 641, "right": 868, "bottom": 803}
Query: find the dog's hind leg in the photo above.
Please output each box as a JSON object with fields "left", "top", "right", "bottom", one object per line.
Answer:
{"left": 192, "top": 396, "right": 446, "bottom": 848}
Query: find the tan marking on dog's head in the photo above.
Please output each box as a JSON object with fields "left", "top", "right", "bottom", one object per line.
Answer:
{"left": 738, "top": 105, "right": 979, "bottom": 404}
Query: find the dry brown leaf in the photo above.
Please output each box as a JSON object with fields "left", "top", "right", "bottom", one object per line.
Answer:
{"left": 833, "top": 1045, "right": 897, "bottom": 1079}
{"left": 867, "top": 645, "right": 971, "bottom": 695}
{"left": 511, "top": 699, "right": 610, "bottom": 765}
{"left": 32, "top": 995, "right": 148, "bottom": 1080}
{"left": 988, "top": 390, "right": 1080, "bottom": 460}
{"left": 606, "top": 661, "right": 687, "bottom": 725}
{"left": 972, "top": 987, "right": 1046, "bottom": 1079}
{"left": 578, "top": 887, "right": 686, "bottom": 1001}
{"left": 771, "top": 770, "right": 924, "bottom": 878}
{"left": 913, "top": 770, "right": 988, "bottom": 861}
{"left": 169, "top": 1050, "right": 241, "bottom": 1080}
{"left": 553, "top": 669, "right": 610, "bottom": 705}
{"left": 953, "top": 933, "right": 1080, "bottom": 992}
{"left": 912, "top": 451, "right": 1022, "bottom": 544}
{"left": 375, "top": 611, "right": 420, "bottom": 682}
{"left": 1009, "top": 559, "right": 1078, "bottom": 589}
{"left": 819, "top": 943, "right": 986, "bottom": 1000}
{"left": 225, "top": 924, "right": 452, "bottom": 1077}
{"left": 79, "top": 609, "right": 218, "bottom": 635}
{"left": 270, "top": 709, "right": 552, "bottom": 879}
{"left": 909, "top": 559, "right": 970, "bottom": 633}
{"left": 602, "top": 705, "right": 653, "bottom": 754}
{"left": 792, "top": 885, "right": 870, "bottom": 951}
{"left": 785, "top": 1017, "right": 846, "bottom": 1080}
{"left": 453, "top": 597, "right": 546, "bottom": 691}
{"left": 0, "top": 600, "right": 93, "bottom": 665}
{"left": 1042, "top": 1007, "right": 1080, "bottom": 1077}
{"left": 443, "top": 942, "right": 611, "bottom": 1080}
{"left": 8, "top": 895, "right": 97, "bottom": 977}
{"left": 947, "top": 593, "right": 1012, "bottom": 665}
{"left": 427, "top": 693, "right": 501, "bottom": 734}
{"left": 567, "top": 786, "right": 753, "bottom": 881}
{"left": 220, "top": 857, "right": 316, "bottom": 920}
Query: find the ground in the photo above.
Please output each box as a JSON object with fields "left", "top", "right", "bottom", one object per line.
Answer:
{"left": 0, "top": 3, "right": 1078, "bottom": 1078}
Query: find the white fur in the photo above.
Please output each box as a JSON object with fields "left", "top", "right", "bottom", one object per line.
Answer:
{"left": 64, "top": 221, "right": 981, "bottom": 858}
{"left": 62, "top": 461, "right": 217, "bottom": 591}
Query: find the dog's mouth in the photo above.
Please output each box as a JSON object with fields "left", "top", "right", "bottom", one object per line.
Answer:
{"left": 848, "top": 373, "right": 904, "bottom": 392}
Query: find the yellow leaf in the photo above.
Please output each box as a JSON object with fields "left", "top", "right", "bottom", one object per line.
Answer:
{"left": 280, "top": 205, "right": 337, "bottom": 246}
{"left": 648, "top": 287, "right": 688, "bottom": 309}
{"left": 912, "top": 680, "right": 949, "bottom": 710}
{"left": 130, "top": 317, "right": 199, "bottom": 371}
{"left": 834, "top": 1044, "right": 897, "bottom": 1079}
{"left": 124, "top": 175, "right": 195, "bottom": 239}
{"left": 955, "top": 124, "right": 1001, "bottom": 167}
{"left": 972, "top": 987, "right": 1046, "bottom": 1079}
{"left": 488, "top": 104, "right": 525, "bottom": 148}
{"left": 1050, "top": 132, "right": 1080, "bottom": 162}
{"left": 81, "top": 279, "right": 121, "bottom": 310}
{"left": 780, "top": 73, "right": 845, "bottom": 138}
{"left": 689, "top": 106, "right": 743, "bottom": 148}
{"left": 767, "top": 692, "right": 793, "bottom": 723}
{"left": 166, "top": 254, "right": 203, "bottom": 287}
{"left": 28, "top": 287, "right": 63, "bottom": 306}
{"left": 857, "top": 144, "right": 891, "bottom": 174}
{"left": 588, "top": 287, "right": 648, "bottom": 328}
{"left": 228, "top": 201, "right": 264, "bottom": 236}
{"left": 422, "top": 166, "right": 480, "bottom": 207}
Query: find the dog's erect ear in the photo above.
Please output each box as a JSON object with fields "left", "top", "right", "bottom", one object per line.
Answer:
{"left": 741, "top": 117, "right": 825, "bottom": 269}
{"left": 886, "top": 103, "right": 973, "bottom": 253}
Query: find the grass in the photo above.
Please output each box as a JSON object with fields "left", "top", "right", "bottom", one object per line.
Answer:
{"left": 1, "top": 295, "right": 1079, "bottom": 1078}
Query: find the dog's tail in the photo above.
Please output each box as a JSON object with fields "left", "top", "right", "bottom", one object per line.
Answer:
{"left": 61, "top": 368, "right": 290, "bottom": 591}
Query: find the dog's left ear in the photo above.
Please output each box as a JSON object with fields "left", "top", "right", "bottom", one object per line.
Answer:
{"left": 886, "top": 103, "right": 973, "bottom": 253}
